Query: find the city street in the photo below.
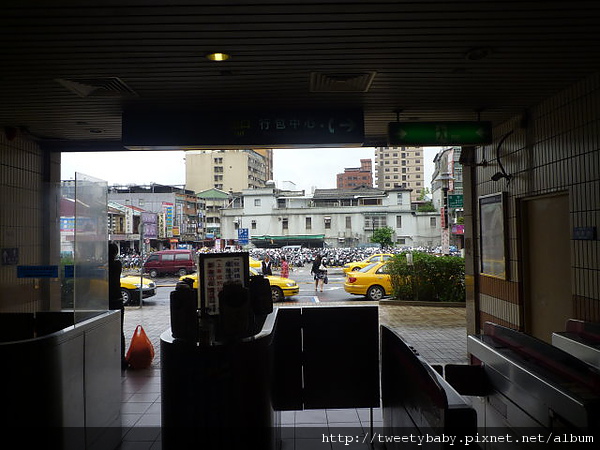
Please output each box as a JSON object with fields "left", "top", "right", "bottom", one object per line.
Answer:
{"left": 138, "top": 266, "right": 367, "bottom": 306}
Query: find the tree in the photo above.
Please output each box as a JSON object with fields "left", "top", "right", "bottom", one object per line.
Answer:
{"left": 417, "top": 201, "right": 436, "bottom": 212}
{"left": 418, "top": 187, "right": 431, "bottom": 201}
{"left": 371, "top": 226, "right": 394, "bottom": 247}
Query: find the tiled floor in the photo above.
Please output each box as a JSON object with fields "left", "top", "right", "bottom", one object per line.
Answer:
{"left": 119, "top": 297, "right": 468, "bottom": 449}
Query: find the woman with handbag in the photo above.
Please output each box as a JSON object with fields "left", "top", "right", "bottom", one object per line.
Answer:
{"left": 310, "top": 254, "right": 327, "bottom": 292}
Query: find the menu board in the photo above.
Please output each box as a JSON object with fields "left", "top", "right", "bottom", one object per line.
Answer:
{"left": 198, "top": 252, "right": 249, "bottom": 315}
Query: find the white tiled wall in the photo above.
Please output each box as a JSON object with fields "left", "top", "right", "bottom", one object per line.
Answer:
{"left": 470, "top": 72, "right": 600, "bottom": 327}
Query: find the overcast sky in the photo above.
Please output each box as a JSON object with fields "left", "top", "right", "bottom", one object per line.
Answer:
{"left": 61, "top": 147, "right": 439, "bottom": 193}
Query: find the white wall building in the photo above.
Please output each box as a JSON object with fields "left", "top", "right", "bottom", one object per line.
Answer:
{"left": 220, "top": 184, "right": 441, "bottom": 248}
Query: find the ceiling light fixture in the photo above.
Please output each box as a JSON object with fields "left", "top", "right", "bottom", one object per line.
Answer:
{"left": 464, "top": 47, "right": 492, "bottom": 61}
{"left": 206, "top": 52, "right": 231, "bottom": 62}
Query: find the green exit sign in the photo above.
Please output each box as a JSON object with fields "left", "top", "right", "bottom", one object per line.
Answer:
{"left": 388, "top": 121, "right": 492, "bottom": 146}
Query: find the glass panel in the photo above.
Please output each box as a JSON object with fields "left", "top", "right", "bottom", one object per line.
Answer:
{"left": 60, "top": 181, "right": 76, "bottom": 310}
{"left": 73, "top": 173, "right": 108, "bottom": 322}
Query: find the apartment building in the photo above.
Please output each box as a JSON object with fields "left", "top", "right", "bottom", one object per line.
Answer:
{"left": 107, "top": 184, "right": 200, "bottom": 243}
{"left": 336, "top": 158, "right": 373, "bottom": 189}
{"left": 375, "top": 146, "right": 425, "bottom": 201}
{"left": 185, "top": 149, "right": 271, "bottom": 193}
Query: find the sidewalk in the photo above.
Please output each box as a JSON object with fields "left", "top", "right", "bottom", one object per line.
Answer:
{"left": 119, "top": 299, "right": 467, "bottom": 449}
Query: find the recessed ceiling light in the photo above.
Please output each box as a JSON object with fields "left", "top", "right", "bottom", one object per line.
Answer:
{"left": 464, "top": 47, "right": 492, "bottom": 61}
{"left": 206, "top": 52, "right": 231, "bottom": 62}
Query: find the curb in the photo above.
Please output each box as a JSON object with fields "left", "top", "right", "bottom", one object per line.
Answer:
{"left": 379, "top": 299, "right": 466, "bottom": 308}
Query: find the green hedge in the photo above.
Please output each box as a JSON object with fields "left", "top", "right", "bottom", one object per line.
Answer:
{"left": 388, "top": 252, "right": 465, "bottom": 302}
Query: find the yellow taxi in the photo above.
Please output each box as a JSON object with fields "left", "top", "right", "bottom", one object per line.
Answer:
{"left": 180, "top": 267, "right": 299, "bottom": 302}
{"left": 120, "top": 275, "right": 157, "bottom": 306}
{"left": 343, "top": 262, "right": 392, "bottom": 301}
{"left": 342, "top": 253, "right": 395, "bottom": 273}
{"left": 249, "top": 257, "right": 262, "bottom": 269}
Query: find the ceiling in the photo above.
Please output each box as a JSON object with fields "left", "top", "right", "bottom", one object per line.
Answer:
{"left": 2, "top": 0, "right": 600, "bottom": 150}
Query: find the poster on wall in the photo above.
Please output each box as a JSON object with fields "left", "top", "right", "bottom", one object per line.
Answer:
{"left": 479, "top": 192, "right": 508, "bottom": 279}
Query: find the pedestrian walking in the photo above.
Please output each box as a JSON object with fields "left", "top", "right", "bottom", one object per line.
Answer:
{"left": 310, "top": 254, "right": 327, "bottom": 292}
{"left": 261, "top": 255, "right": 273, "bottom": 276}
{"left": 108, "top": 242, "right": 128, "bottom": 370}
{"left": 280, "top": 256, "right": 289, "bottom": 279}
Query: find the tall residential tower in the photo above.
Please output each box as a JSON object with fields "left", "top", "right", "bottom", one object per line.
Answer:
{"left": 185, "top": 149, "right": 271, "bottom": 193}
{"left": 375, "top": 146, "right": 425, "bottom": 201}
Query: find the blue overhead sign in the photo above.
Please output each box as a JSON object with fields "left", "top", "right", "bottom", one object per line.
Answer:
{"left": 123, "top": 109, "right": 364, "bottom": 147}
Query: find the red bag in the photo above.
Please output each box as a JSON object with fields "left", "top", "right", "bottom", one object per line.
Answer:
{"left": 125, "top": 325, "right": 155, "bottom": 369}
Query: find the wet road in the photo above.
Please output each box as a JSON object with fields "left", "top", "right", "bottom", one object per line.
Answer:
{"left": 138, "top": 266, "right": 370, "bottom": 306}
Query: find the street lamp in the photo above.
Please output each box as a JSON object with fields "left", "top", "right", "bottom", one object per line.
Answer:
{"left": 435, "top": 172, "right": 454, "bottom": 255}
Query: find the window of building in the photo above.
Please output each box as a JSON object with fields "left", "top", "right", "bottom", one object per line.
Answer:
{"left": 430, "top": 217, "right": 437, "bottom": 227}
{"left": 306, "top": 217, "right": 312, "bottom": 230}
{"left": 251, "top": 220, "right": 257, "bottom": 230}
{"left": 254, "top": 199, "right": 261, "bottom": 207}
{"left": 364, "top": 215, "right": 387, "bottom": 229}
{"left": 397, "top": 194, "right": 403, "bottom": 205}
{"left": 396, "top": 215, "right": 402, "bottom": 228}
{"left": 397, "top": 238, "right": 406, "bottom": 245}
{"left": 345, "top": 216, "right": 352, "bottom": 229}
{"left": 282, "top": 218, "right": 288, "bottom": 230}
{"left": 324, "top": 217, "right": 331, "bottom": 229}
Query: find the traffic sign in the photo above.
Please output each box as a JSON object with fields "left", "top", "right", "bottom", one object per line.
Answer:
{"left": 238, "top": 228, "right": 249, "bottom": 245}
{"left": 448, "top": 194, "right": 464, "bottom": 208}
{"left": 388, "top": 121, "right": 492, "bottom": 146}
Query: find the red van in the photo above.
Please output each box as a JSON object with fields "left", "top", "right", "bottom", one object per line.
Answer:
{"left": 143, "top": 250, "right": 196, "bottom": 277}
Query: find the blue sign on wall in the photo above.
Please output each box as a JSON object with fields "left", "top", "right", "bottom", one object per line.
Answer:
{"left": 17, "top": 265, "right": 59, "bottom": 278}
